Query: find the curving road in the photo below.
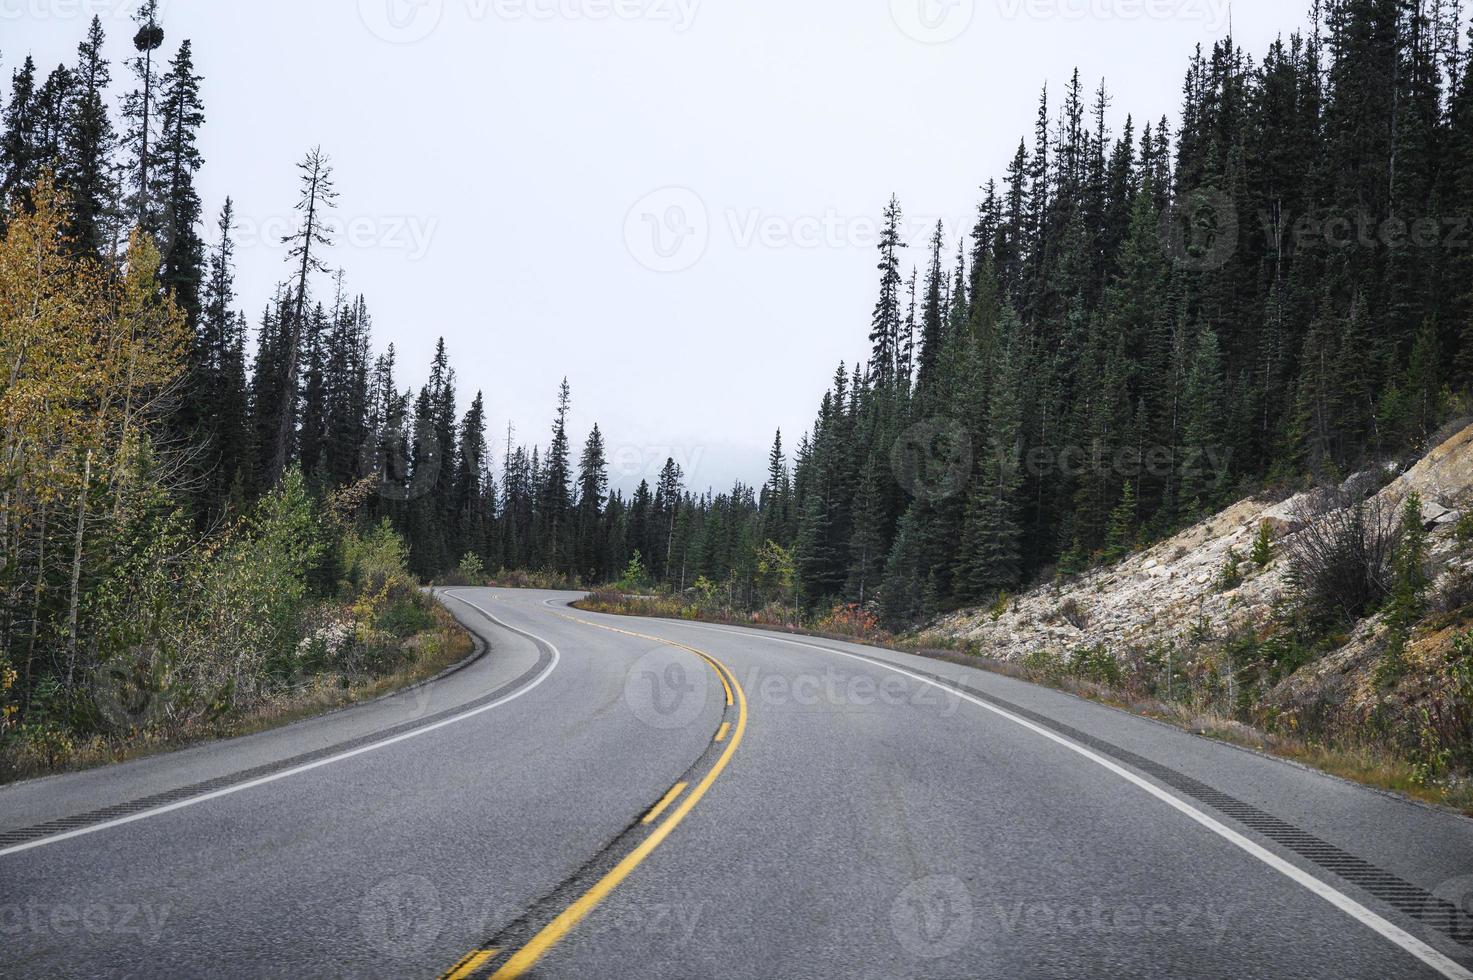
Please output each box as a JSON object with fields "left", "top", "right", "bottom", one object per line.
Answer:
{"left": 2, "top": 588, "right": 1472, "bottom": 979}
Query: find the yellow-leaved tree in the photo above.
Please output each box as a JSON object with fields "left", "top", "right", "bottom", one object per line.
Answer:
{"left": 0, "top": 177, "right": 189, "bottom": 711}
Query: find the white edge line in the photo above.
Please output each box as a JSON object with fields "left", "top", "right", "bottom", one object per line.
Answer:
{"left": 660, "top": 619, "right": 1473, "bottom": 980}
{"left": 0, "top": 592, "right": 557, "bottom": 860}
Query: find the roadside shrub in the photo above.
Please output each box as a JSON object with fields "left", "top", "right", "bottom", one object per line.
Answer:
{"left": 377, "top": 592, "right": 435, "bottom": 638}
{"left": 691, "top": 575, "right": 718, "bottom": 604}
{"left": 1140, "top": 641, "right": 1190, "bottom": 701}
{"left": 1049, "top": 597, "right": 1090, "bottom": 630}
{"left": 1223, "top": 625, "right": 1314, "bottom": 713}
{"left": 79, "top": 469, "right": 329, "bottom": 730}
{"left": 1068, "top": 644, "right": 1123, "bottom": 686}
{"left": 817, "top": 603, "right": 882, "bottom": 639}
{"left": 459, "top": 553, "right": 487, "bottom": 585}
{"left": 1419, "top": 629, "right": 1473, "bottom": 774}
{"left": 616, "top": 551, "right": 650, "bottom": 593}
{"left": 434, "top": 552, "right": 487, "bottom": 587}
{"left": 1410, "top": 709, "right": 1451, "bottom": 786}
{"left": 342, "top": 519, "right": 412, "bottom": 595}
{"left": 486, "top": 568, "right": 582, "bottom": 590}
{"left": 0, "top": 649, "right": 17, "bottom": 735}
{"left": 753, "top": 541, "right": 796, "bottom": 608}
{"left": 1019, "top": 648, "right": 1066, "bottom": 682}
{"left": 1286, "top": 491, "right": 1399, "bottom": 629}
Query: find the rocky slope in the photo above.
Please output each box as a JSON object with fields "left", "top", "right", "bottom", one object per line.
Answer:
{"left": 926, "top": 421, "right": 1473, "bottom": 750}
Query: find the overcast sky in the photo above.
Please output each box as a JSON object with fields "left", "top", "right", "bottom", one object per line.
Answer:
{"left": 8, "top": 0, "right": 1302, "bottom": 493}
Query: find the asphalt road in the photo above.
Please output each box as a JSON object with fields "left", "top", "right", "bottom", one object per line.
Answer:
{"left": 3, "top": 588, "right": 1472, "bottom": 979}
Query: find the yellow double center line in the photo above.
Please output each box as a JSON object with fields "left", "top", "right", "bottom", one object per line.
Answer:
{"left": 444, "top": 615, "right": 747, "bottom": 980}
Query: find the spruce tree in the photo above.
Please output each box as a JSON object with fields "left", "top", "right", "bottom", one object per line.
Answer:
{"left": 63, "top": 17, "right": 117, "bottom": 256}
{"left": 654, "top": 457, "right": 684, "bottom": 582}
{"left": 1180, "top": 325, "right": 1224, "bottom": 513}
{"left": 955, "top": 310, "right": 1025, "bottom": 600}
{"left": 539, "top": 379, "right": 573, "bottom": 573}
{"left": 455, "top": 392, "right": 491, "bottom": 563}
{"left": 868, "top": 195, "right": 905, "bottom": 384}
{"left": 846, "top": 453, "right": 886, "bottom": 604}
{"left": 153, "top": 39, "right": 206, "bottom": 325}
{"left": 916, "top": 220, "right": 947, "bottom": 391}
{"left": 196, "top": 199, "right": 249, "bottom": 508}
{"left": 760, "top": 429, "right": 788, "bottom": 540}
{"left": 1, "top": 57, "right": 38, "bottom": 206}
{"left": 574, "top": 424, "right": 609, "bottom": 582}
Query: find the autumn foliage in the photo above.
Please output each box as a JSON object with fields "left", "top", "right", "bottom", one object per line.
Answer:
{"left": 1, "top": 179, "right": 188, "bottom": 703}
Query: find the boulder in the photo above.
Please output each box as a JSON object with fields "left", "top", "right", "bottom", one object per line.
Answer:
{"left": 1421, "top": 502, "right": 1457, "bottom": 529}
{"left": 1341, "top": 469, "right": 1386, "bottom": 501}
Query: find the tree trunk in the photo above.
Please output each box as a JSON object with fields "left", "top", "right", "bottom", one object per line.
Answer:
{"left": 272, "top": 161, "right": 323, "bottom": 487}
{"left": 26, "top": 497, "right": 49, "bottom": 698}
{"left": 66, "top": 448, "right": 92, "bottom": 683}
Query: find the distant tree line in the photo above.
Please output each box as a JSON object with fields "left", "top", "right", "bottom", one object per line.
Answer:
{"left": 3, "top": 0, "right": 1472, "bottom": 671}
{"left": 568, "top": 0, "right": 1473, "bottom": 623}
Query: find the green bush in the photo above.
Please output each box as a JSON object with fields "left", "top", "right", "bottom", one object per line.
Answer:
{"left": 377, "top": 593, "right": 435, "bottom": 638}
{"left": 1068, "top": 644, "right": 1123, "bottom": 686}
{"left": 342, "top": 519, "right": 412, "bottom": 594}
{"left": 1019, "top": 648, "right": 1066, "bottom": 682}
{"left": 81, "top": 468, "right": 330, "bottom": 728}
{"left": 617, "top": 551, "right": 650, "bottom": 593}
{"left": 457, "top": 553, "right": 487, "bottom": 586}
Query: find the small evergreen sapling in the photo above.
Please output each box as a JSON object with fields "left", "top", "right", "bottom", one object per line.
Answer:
{"left": 1251, "top": 521, "right": 1274, "bottom": 568}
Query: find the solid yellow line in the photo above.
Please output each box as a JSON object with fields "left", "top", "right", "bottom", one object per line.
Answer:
{"left": 441, "top": 949, "right": 476, "bottom": 977}
{"left": 641, "top": 781, "right": 688, "bottom": 825}
{"left": 557, "top": 612, "right": 734, "bottom": 706}
{"left": 715, "top": 722, "right": 730, "bottom": 742}
{"left": 444, "top": 948, "right": 497, "bottom": 979}
{"left": 488, "top": 626, "right": 748, "bottom": 980}
{"left": 707, "top": 655, "right": 734, "bottom": 706}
